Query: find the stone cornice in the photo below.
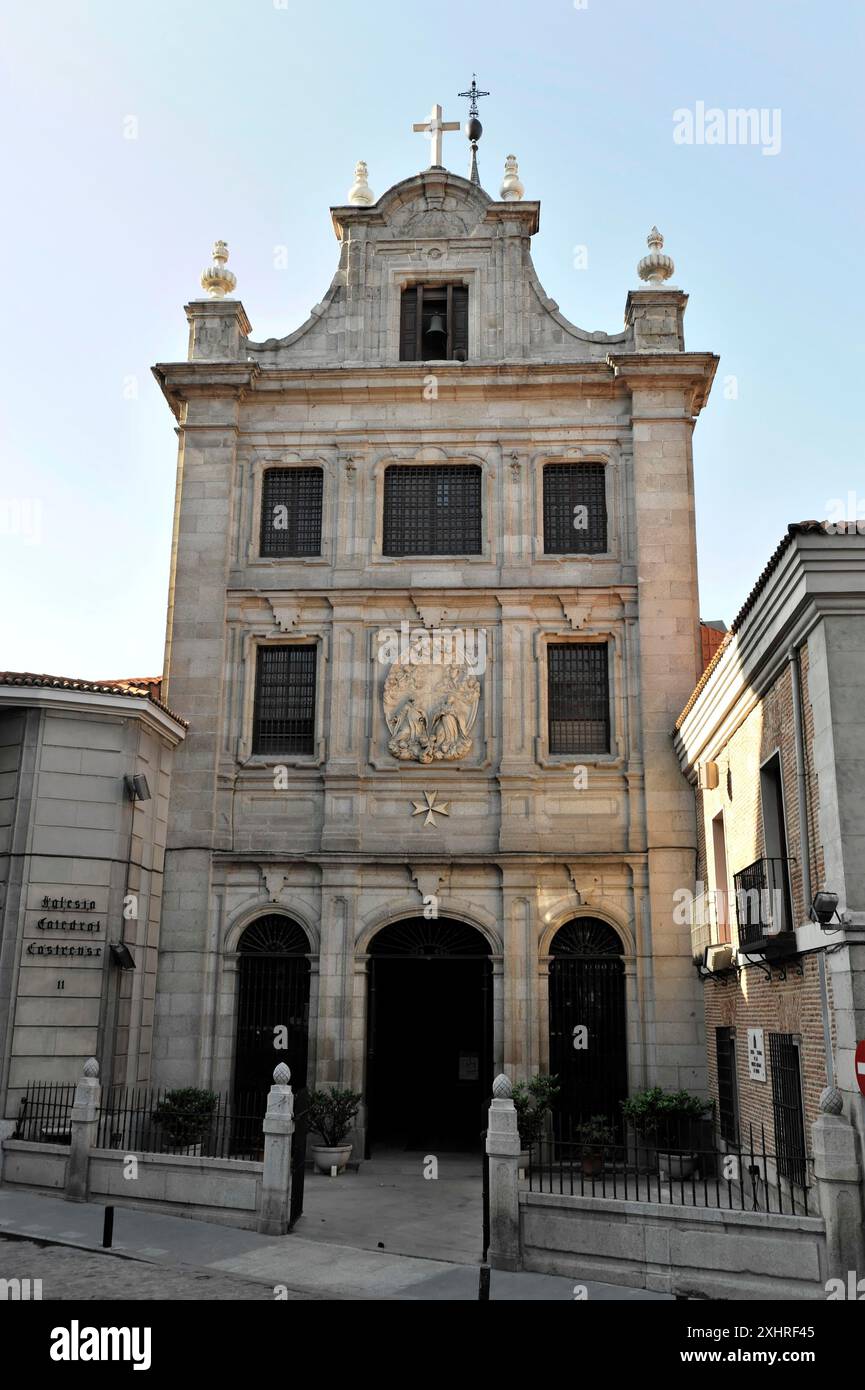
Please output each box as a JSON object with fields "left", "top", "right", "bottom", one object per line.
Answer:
{"left": 151, "top": 359, "right": 625, "bottom": 410}
{"left": 606, "top": 351, "right": 719, "bottom": 415}
{"left": 152, "top": 362, "right": 261, "bottom": 417}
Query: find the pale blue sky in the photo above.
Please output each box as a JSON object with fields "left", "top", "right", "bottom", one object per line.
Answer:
{"left": 1, "top": 0, "right": 862, "bottom": 679}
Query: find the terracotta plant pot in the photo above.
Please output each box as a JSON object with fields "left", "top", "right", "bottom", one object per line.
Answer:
{"left": 312, "top": 1143, "right": 352, "bottom": 1175}
{"left": 581, "top": 1151, "right": 604, "bottom": 1178}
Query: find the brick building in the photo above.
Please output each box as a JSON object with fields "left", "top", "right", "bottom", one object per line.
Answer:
{"left": 675, "top": 522, "right": 865, "bottom": 1193}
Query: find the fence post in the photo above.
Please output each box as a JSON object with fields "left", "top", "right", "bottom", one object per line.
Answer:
{"left": 811, "top": 1086, "right": 865, "bottom": 1285}
{"left": 258, "top": 1063, "right": 295, "bottom": 1235}
{"left": 65, "top": 1057, "right": 100, "bottom": 1203}
{"left": 485, "top": 1074, "right": 521, "bottom": 1272}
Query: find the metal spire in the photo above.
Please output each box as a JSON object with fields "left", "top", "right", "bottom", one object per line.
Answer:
{"left": 458, "top": 74, "right": 490, "bottom": 185}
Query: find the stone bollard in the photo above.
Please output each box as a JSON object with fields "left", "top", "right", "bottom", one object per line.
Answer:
{"left": 65, "top": 1057, "right": 101, "bottom": 1203}
{"left": 811, "top": 1087, "right": 865, "bottom": 1284}
{"left": 258, "top": 1063, "right": 295, "bottom": 1236}
{"left": 485, "top": 1073, "right": 522, "bottom": 1272}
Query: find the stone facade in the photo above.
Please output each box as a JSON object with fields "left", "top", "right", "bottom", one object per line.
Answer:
{"left": 152, "top": 164, "right": 718, "bottom": 1150}
{"left": 676, "top": 523, "right": 865, "bottom": 1168}
{"left": 0, "top": 677, "right": 186, "bottom": 1118}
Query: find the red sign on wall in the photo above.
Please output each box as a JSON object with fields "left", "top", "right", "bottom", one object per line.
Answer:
{"left": 855, "top": 1040, "right": 865, "bottom": 1097}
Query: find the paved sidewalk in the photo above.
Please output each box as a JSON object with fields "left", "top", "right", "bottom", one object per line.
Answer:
{"left": 0, "top": 1186, "right": 669, "bottom": 1301}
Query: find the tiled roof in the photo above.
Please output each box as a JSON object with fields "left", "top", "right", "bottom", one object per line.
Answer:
{"left": 0, "top": 671, "right": 187, "bottom": 728}
{"left": 676, "top": 521, "right": 827, "bottom": 729}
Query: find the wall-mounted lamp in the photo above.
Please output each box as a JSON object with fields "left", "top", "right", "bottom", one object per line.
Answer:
{"left": 124, "top": 774, "right": 151, "bottom": 801}
{"left": 810, "top": 890, "right": 841, "bottom": 929}
{"left": 110, "top": 942, "right": 136, "bottom": 970}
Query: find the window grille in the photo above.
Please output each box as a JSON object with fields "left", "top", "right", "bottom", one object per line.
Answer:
{"left": 260, "top": 469, "right": 323, "bottom": 557}
{"left": 252, "top": 646, "right": 316, "bottom": 755}
{"left": 543, "top": 463, "right": 607, "bottom": 554}
{"left": 383, "top": 464, "right": 481, "bottom": 556}
{"left": 547, "top": 643, "right": 610, "bottom": 754}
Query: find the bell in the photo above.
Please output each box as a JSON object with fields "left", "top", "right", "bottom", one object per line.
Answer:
{"left": 426, "top": 312, "right": 447, "bottom": 347}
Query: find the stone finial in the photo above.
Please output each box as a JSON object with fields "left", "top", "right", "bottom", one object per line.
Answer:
{"left": 819, "top": 1085, "right": 844, "bottom": 1115}
{"left": 83, "top": 1056, "right": 99, "bottom": 1078}
{"left": 492, "top": 1073, "right": 513, "bottom": 1099}
{"left": 500, "top": 154, "right": 524, "bottom": 202}
{"left": 273, "top": 1063, "right": 291, "bottom": 1085}
{"left": 347, "top": 160, "right": 375, "bottom": 206}
{"left": 200, "top": 240, "right": 237, "bottom": 299}
{"left": 637, "top": 226, "right": 675, "bottom": 286}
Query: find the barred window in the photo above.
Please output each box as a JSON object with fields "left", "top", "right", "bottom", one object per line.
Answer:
{"left": 769, "top": 1033, "right": 807, "bottom": 1188}
{"left": 383, "top": 464, "right": 482, "bottom": 556}
{"left": 715, "top": 1028, "right": 739, "bottom": 1145}
{"left": 543, "top": 463, "right": 607, "bottom": 554}
{"left": 399, "top": 284, "right": 469, "bottom": 361}
{"left": 260, "top": 468, "right": 323, "bottom": 557}
{"left": 252, "top": 646, "right": 317, "bottom": 756}
{"left": 547, "top": 644, "right": 610, "bottom": 755}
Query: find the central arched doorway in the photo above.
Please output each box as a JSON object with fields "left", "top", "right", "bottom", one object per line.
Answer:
{"left": 548, "top": 917, "right": 628, "bottom": 1140}
{"left": 234, "top": 915, "right": 311, "bottom": 1121}
{"left": 366, "top": 917, "right": 492, "bottom": 1154}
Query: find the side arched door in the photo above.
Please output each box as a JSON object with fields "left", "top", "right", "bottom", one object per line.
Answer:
{"left": 548, "top": 918, "right": 628, "bottom": 1139}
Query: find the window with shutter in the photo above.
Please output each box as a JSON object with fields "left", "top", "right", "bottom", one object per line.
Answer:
{"left": 547, "top": 644, "right": 610, "bottom": 755}
{"left": 399, "top": 284, "right": 469, "bottom": 361}
{"left": 383, "top": 464, "right": 481, "bottom": 556}
{"left": 252, "top": 646, "right": 317, "bottom": 755}
{"left": 543, "top": 463, "right": 607, "bottom": 554}
{"left": 260, "top": 469, "right": 323, "bottom": 557}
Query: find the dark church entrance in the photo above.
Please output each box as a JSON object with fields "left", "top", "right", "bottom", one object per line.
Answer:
{"left": 234, "top": 915, "right": 311, "bottom": 1146}
{"left": 365, "top": 917, "right": 492, "bottom": 1154}
{"left": 548, "top": 918, "right": 628, "bottom": 1140}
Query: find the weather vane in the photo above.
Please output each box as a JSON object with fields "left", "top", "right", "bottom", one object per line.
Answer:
{"left": 458, "top": 74, "right": 490, "bottom": 185}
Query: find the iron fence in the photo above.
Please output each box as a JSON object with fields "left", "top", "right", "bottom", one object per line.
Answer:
{"left": 13, "top": 1082, "right": 75, "bottom": 1144}
{"left": 96, "top": 1086, "right": 265, "bottom": 1159}
{"left": 528, "top": 1122, "right": 812, "bottom": 1217}
{"left": 13, "top": 1082, "right": 266, "bottom": 1160}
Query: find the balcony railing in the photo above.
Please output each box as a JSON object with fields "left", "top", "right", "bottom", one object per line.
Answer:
{"left": 732, "top": 857, "right": 795, "bottom": 953}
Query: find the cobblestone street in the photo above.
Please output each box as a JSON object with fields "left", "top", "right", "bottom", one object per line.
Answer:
{"left": 0, "top": 1237, "right": 318, "bottom": 1301}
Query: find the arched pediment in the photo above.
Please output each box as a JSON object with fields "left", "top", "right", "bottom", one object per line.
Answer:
{"left": 244, "top": 167, "right": 631, "bottom": 365}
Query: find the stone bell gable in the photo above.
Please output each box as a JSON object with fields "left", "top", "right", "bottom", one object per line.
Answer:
{"left": 244, "top": 169, "right": 631, "bottom": 367}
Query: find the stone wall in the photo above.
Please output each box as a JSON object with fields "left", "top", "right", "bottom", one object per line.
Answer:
{"left": 520, "top": 1190, "right": 828, "bottom": 1299}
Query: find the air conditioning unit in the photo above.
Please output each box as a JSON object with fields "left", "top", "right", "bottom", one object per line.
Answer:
{"left": 705, "top": 943, "right": 734, "bottom": 973}
{"left": 698, "top": 761, "right": 719, "bottom": 790}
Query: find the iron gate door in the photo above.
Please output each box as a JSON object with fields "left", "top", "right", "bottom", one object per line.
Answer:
{"left": 548, "top": 918, "right": 627, "bottom": 1140}
{"left": 234, "top": 915, "right": 311, "bottom": 1149}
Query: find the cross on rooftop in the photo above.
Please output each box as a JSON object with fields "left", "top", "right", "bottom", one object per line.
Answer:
{"left": 413, "top": 103, "right": 461, "bottom": 168}
{"left": 458, "top": 75, "right": 490, "bottom": 118}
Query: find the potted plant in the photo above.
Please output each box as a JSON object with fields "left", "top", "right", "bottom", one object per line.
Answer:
{"left": 152, "top": 1088, "right": 217, "bottom": 1155}
{"left": 574, "top": 1115, "right": 615, "bottom": 1178}
{"left": 621, "top": 1088, "right": 712, "bottom": 1178}
{"left": 309, "top": 1087, "right": 362, "bottom": 1175}
{"left": 513, "top": 1074, "right": 560, "bottom": 1171}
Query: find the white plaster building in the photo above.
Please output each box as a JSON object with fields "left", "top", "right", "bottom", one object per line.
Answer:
{"left": 0, "top": 673, "right": 186, "bottom": 1122}
{"left": 151, "top": 132, "right": 718, "bottom": 1155}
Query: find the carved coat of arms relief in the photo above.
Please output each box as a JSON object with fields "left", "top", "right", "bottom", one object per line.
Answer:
{"left": 383, "top": 633, "right": 481, "bottom": 764}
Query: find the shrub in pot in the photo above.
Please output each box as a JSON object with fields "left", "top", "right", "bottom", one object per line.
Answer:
{"left": 574, "top": 1115, "right": 616, "bottom": 1178}
{"left": 621, "top": 1088, "right": 713, "bottom": 1177}
{"left": 309, "top": 1087, "right": 362, "bottom": 1174}
{"left": 513, "top": 1074, "right": 559, "bottom": 1165}
{"left": 152, "top": 1088, "right": 217, "bottom": 1154}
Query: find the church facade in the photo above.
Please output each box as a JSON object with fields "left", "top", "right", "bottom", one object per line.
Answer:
{"left": 151, "top": 134, "right": 718, "bottom": 1153}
